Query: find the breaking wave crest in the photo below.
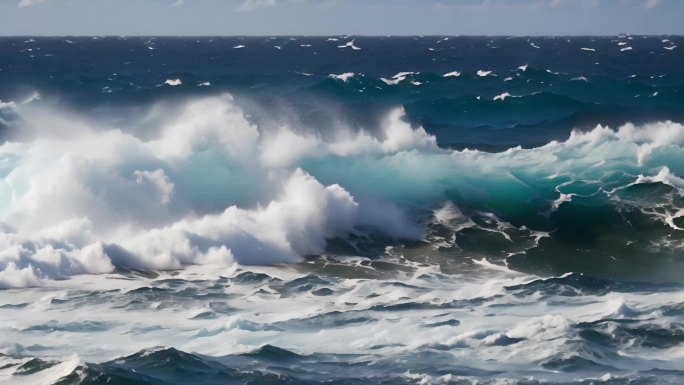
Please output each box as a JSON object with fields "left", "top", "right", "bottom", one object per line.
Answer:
{"left": 1, "top": 94, "right": 684, "bottom": 287}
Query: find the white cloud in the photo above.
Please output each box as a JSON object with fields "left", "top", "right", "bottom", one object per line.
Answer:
{"left": 236, "top": 0, "right": 277, "bottom": 12}
{"left": 171, "top": 0, "right": 185, "bottom": 6}
{"left": 18, "top": 0, "right": 47, "bottom": 8}
{"left": 642, "top": 0, "right": 660, "bottom": 10}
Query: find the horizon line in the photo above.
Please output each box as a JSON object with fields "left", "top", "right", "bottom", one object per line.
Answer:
{"left": 1, "top": 34, "right": 683, "bottom": 38}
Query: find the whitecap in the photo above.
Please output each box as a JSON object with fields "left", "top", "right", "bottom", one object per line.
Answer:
{"left": 443, "top": 70, "right": 460, "bottom": 77}
{"left": 163, "top": 79, "right": 182, "bottom": 86}
{"left": 337, "top": 40, "right": 361, "bottom": 50}
{"left": 493, "top": 92, "right": 511, "bottom": 101}
{"left": 380, "top": 72, "right": 416, "bottom": 85}
{"left": 329, "top": 72, "right": 355, "bottom": 82}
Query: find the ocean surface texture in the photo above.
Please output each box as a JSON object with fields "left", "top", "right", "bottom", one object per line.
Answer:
{"left": 1, "top": 36, "right": 684, "bottom": 384}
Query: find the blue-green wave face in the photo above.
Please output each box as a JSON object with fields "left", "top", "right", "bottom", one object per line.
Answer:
{"left": 1, "top": 93, "right": 684, "bottom": 284}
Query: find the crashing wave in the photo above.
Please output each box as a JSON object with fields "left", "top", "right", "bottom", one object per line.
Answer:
{"left": 1, "top": 95, "right": 684, "bottom": 287}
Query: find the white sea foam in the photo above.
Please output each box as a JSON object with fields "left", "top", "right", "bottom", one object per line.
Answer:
{"left": 477, "top": 70, "right": 493, "bottom": 77}
{"left": 380, "top": 71, "right": 416, "bottom": 85}
{"left": 443, "top": 70, "right": 460, "bottom": 77}
{"left": 329, "top": 72, "right": 355, "bottom": 82}
{"left": 635, "top": 166, "right": 684, "bottom": 190}
{"left": 163, "top": 78, "right": 182, "bottom": 86}
{"left": 493, "top": 92, "right": 511, "bottom": 101}
{"left": 0, "top": 96, "right": 438, "bottom": 286}
{"left": 2, "top": 354, "right": 83, "bottom": 385}
{"left": 337, "top": 40, "right": 361, "bottom": 50}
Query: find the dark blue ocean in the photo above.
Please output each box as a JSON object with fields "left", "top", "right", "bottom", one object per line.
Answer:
{"left": 1, "top": 36, "right": 684, "bottom": 384}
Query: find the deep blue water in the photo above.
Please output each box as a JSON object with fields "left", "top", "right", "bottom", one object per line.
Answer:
{"left": 1, "top": 36, "right": 683, "bottom": 149}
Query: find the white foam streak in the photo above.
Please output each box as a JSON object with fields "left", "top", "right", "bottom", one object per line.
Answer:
{"left": 329, "top": 72, "right": 355, "bottom": 82}
{"left": 380, "top": 71, "right": 417, "bottom": 85}
{"left": 443, "top": 70, "right": 461, "bottom": 77}
{"left": 337, "top": 40, "right": 361, "bottom": 50}
{"left": 493, "top": 92, "right": 511, "bottom": 101}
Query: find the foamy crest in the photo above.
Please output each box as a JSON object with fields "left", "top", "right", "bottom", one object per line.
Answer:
{"left": 0, "top": 95, "right": 434, "bottom": 286}
{"left": 1, "top": 95, "right": 684, "bottom": 287}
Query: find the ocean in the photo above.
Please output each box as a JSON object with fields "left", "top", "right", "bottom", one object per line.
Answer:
{"left": 0, "top": 36, "right": 684, "bottom": 384}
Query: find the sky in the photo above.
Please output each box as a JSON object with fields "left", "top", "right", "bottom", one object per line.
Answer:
{"left": 0, "top": 0, "right": 682, "bottom": 36}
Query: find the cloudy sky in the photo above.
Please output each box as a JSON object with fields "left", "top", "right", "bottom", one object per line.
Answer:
{"left": 0, "top": 0, "right": 682, "bottom": 36}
